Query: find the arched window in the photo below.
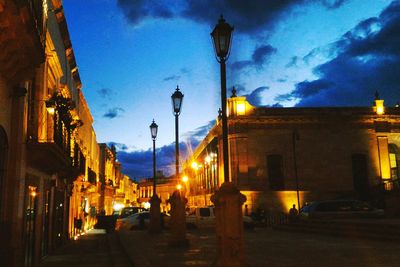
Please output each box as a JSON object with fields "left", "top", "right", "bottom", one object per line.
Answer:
{"left": 0, "top": 126, "right": 8, "bottom": 217}
{"left": 389, "top": 144, "right": 399, "bottom": 180}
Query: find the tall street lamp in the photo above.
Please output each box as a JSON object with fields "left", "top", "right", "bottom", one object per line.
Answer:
{"left": 168, "top": 86, "right": 188, "bottom": 246}
{"left": 210, "top": 15, "right": 247, "bottom": 266}
{"left": 148, "top": 119, "right": 161, "bottom": 233}
{"left": 292, "top": 129, "right": 301, "bottom": 210}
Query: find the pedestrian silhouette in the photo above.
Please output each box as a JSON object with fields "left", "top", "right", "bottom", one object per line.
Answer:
{"left": 289, "top": 204, "right": 299, "bottom": 223}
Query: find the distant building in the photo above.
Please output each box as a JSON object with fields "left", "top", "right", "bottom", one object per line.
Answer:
{"left": 183, "top": 91, "right": 400, "bottom": 215}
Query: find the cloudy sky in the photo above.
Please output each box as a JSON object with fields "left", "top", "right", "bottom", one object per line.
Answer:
{"left": 63, "top": 0, "right": 400, "bottom": 179}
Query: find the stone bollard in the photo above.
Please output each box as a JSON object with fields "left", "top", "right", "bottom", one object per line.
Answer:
{"left": 211, "top": 182, "right": 247, "bottom": 267}
{"left": 168, "top": 190, "right": 189, "bottom": 247}
{"left": 149, "top": 194, "right": 162, "bottom": 233}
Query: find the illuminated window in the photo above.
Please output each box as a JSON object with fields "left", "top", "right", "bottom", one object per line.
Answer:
{"left": 267, "top": 154, "right": 284, "bottom": 190}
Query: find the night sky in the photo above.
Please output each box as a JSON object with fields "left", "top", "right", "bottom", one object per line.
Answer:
{"left": 62, "top": 0, "right": 400, "bottom": 179}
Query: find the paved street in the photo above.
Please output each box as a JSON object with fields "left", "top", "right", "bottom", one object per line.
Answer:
{"left": 117, "top": 227, "right": 400, "bottom": 267}
{"left": 39, "top": 227, "right": 400, "bottom": 267}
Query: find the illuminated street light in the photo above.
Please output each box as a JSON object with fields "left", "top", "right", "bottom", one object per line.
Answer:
{"left": 210, "top": 15, "right": 246, "bottom": 266}
{"left": 148, "top": 119, "right": 161, "bottom": 233}
{"left": 169, "top": 86, "right": 188, "bottom": 246}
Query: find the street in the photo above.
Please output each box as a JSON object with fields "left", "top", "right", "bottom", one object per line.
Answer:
{"left": 120, "top": 227, "right": 400, "bottom": 267}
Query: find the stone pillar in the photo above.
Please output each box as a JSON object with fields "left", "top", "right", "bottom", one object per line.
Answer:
{"left": 168, "top": 190, "right": 189, "bottom": 247}
{"left": 211, "top": 182, "right": 247, "bottom": 267}
{"left": 148, "top": 194, "right": 162, "bottom": 234}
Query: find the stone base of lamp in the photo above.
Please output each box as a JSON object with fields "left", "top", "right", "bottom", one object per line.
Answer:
{"left": 211, "top": 182, "right": 247, "bottom": 267}
{"left": 148, "top": 194, "right": 162, "bottom": 234}
{"left": 168, "top": 190, "right": 189, "bottom": 247}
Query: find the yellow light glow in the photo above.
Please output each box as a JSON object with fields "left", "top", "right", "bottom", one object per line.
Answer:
{"left": 236, "top": 102, "right": 246, "bottom": 115}
{"left": 191, "top": 161, "right": 198, "bottom": 170}
{"left": 113, "top": 203, "right": 125, "bottom": 211}
{"left": 205, "top": 155, "right": 211, "bottom": 163}
{"left": 182, "top": 176, "right": 188, "bottom": 183}
{"left": 30, "top": 191, "right": 37, "bottom": 197}
{"left": 46, "top": 106, "right": 55, "bottom": 115}
{"left": 375, "top": 99, "right": 385, "bottom": 115}
{"left": 143, "top": 202, "right": 151, "bottom": 209}
{"left": 176, "top": 184, "right": 182, "bottom": 190}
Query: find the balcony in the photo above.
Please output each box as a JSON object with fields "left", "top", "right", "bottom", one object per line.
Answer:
{"left": 27, "top": 114, "right": 73, "bottom": 174}
{"left": 0, "top": 0, "right": 44, "bottom": 84}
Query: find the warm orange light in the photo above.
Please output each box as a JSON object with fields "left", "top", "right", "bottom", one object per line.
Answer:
{"left": 205, "top": 155, "right": 211, "bottom": 163}
{"left": 191, "top": 161, "right": 198, "bottom": 170}
{"left": 182, "top": 176, "right": 188, "bottom": 183}
{"left": 30, "top": 191, "right": 37, "bottom": 197}
{"left": 236, "top": 102, "right": 246, "bottom": 115}
{"left": 176, "top": 184, "right": 182, "bottom": 190}
{"left": 46, "top": 106, "right": 55, "bottom": 115}
{"left": 375, "top": 99, "right": 385, "bottom": 115}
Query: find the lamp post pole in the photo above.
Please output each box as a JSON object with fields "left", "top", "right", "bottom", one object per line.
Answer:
{"left": 293, "top": 130, "right": 301, "bottom": 210}
{"left": 169, "top": 86, "right": 188, "bottom": 247}
{"left": 220, "top": 58, "right": 230, "bottom": 183}
{"left": 149, "top": 120, "right": 161, "bottom": 233}
{"left": 210, "top": 16, "right": 246, "bottom": 267}
{"left": 175, "top": 112, "right": 179, "bottom": 183}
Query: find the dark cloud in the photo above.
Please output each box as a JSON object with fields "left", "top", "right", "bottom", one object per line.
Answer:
{"left": 245, "top": 86, "right": 269, "bottom": 106}
{"left": 117, "top": 0, "right": 348, "bottom": 34}
{"left": 103, "top": 107, "right": 125, "bottom": 119}
{"left": 117, "top": 121, "right": 215, "bottom": 178}
{"left": 288, "top": 1, "right": 400, "bottom": 107}
{"left": 274, "top": 93, "right": 295, "bottom": 103}
{"left": 97, "top": 88, "right": 113, "bottom": 99}
{"left": 230, "top": 45, "right": 276, "bottom": 71}
{"left": 321, "top": 0, "right": 349, "bottom": 9}
{"left": 285, "top": 56, "right": 300, "bottom": 68}
{"left": 107, "top": 142, "right": 129, "bottom": 151}
{"left": 163, "top": 75, "right": 181, "bottom": 82}
{"left": 117, "top": 0, "right": 174, "bottom": 26}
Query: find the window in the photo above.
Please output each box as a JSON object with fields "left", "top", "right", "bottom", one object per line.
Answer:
{"left": 389, "top": 144, "right": 399, "bottom": 180}
{"left": 267, "top": 154, "right": 284, "bottom": 190}
{"left": 352, "top": 153, "right": 369, "bottom": 199}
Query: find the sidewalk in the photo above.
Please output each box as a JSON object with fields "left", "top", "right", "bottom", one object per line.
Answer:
{"left": 40, "top": 229, "right": 133, "bottom": 267}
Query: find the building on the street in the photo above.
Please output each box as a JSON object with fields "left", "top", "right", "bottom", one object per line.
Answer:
{"left": 99, "top": 143, "right": 117, "bottom": 215}
{"left": 183, "top": 90, "right": 400, "bottom": 216}
{"left": 137, "top": 176, "right": 178, "bottom": 213}
{"left": 0, "top": 1, "right": 135, "bottom": 266}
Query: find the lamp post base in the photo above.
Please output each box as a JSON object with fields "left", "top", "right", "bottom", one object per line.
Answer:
{"left": 168, "top": 190, "right": 189, "bottom": 247}
{"left": 149, "top": 194, "right": 162, "bottom": 234}
{"left": 211, "top": 182, "right": 247, "bottom": 267}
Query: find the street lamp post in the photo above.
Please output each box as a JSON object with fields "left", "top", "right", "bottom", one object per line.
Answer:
{"left": 210, "top": 16, "right": 247, "bottom": 267}
{"left": 148, "top": 120, "right": 161, "bottom": 233}
{"left": 293, "top": 129, "right": 301, "bottom": 210}
{"left": 168, "top": 86, "right": 188, "bottom": 246}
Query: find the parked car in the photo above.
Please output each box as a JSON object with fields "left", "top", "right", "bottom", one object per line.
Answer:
{"left": 115, "top": 211, "right": 170, "bottom": 230}
{"left": 186, "top": 206, "right": 255, "bottom": 230}
{"left": 114, "top": 207, "right": 146, "bottom": 219}
{"left": 299, "top": 199, "right": 385, "bottom": 220}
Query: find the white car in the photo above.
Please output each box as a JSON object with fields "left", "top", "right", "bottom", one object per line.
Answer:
{"left": 115, "top": 211, "right": 170, "bottom": 230}
{"left": 186, "top": 206, "right": 255, "bottom": 230}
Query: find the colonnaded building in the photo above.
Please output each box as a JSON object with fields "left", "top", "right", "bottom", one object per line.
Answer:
{"left": 183, "top": 90, "right": 400, "bottom": 215}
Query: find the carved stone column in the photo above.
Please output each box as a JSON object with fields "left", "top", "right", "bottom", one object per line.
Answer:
{"left": 211, "top": 182, "right": 247, "bottom": 267}
{"left": 168, "top": 190, "right": 189, "bottom": 247}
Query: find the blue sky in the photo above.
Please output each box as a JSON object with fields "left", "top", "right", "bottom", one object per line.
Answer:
{"left": 63, "top": 0, "right": 400, "bottom": 179}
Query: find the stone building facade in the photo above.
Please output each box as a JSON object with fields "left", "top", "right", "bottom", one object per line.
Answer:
{"left": 0, "top": 1, "right": 135, "bottom": 266}
{"left": 184, "top": 93, "right": 400, "bottom": 215}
